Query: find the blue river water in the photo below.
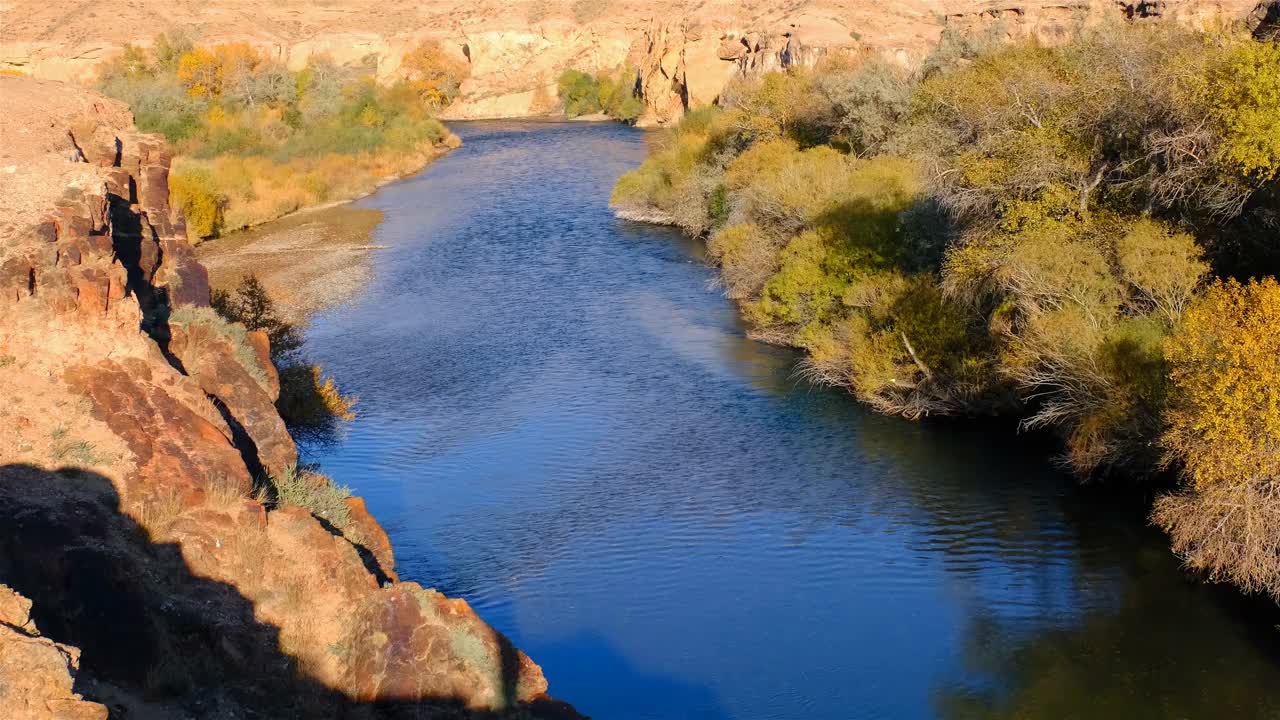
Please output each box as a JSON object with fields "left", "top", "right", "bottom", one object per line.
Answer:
{"left": 301, "top": 121, "right": 1280, "bottom": 720}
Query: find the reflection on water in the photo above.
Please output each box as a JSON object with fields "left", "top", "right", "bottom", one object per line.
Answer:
{"left": 301, "top": 121, "right": 1280, "bottom": 719}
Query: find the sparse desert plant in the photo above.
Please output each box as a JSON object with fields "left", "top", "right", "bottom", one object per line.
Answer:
{"left": 271, "top": 464, "right": 352, "bottom": 529}
{"left": 168, "top": 305, "right": 269, "bottom": 387}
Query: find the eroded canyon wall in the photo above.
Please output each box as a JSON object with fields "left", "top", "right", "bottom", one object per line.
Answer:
{"left": 0, "top": 75, "right": 578, "bottom": 719}
{"left": 1, "top": 1, "right": 1275, "bottom": 125}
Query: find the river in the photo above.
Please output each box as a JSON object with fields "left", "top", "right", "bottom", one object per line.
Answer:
{"left": 299, "top": 121, "right": 1280, "bottom": 719}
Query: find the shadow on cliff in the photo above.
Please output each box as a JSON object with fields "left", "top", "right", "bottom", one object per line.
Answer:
{"left": 0, "top": 463, "right": 582, "bottom": 720}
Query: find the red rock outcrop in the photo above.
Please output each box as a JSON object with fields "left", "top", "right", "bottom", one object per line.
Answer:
{"left": 0, "top": 76, "right": 579, "bottom": 718}
{"left": 0, "top": 585, "right": 108, "bottom": 720}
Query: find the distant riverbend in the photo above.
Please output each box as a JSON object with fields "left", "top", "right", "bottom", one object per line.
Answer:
{"left": 299, "top": 121, "right": 1280, "bottom": 720}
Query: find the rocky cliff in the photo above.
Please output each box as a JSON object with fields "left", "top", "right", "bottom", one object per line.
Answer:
{"left": 2, "top": 1, "right": 1274, "bottom": 126}
{"left": 0, "top": 75, "right": 579, "bottom": 719}
{"left": 0, "top": 1, "right": 922, "bottom": 125}
{"left": 944, "top": 0, "right": 1272, "bottom": 43}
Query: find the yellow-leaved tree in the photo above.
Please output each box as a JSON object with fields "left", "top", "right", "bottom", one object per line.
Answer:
{"left": 400, "top": 40, "right": 469, "bottom": 109}
{"left": 1210, "top": 40, "right": 1280, "bottom": 179}
{"left": 1162, "top": 278, "right": 1280, "bottom": 489}
{"left": 176, "top": 46, "right": 220, "bottom": 98}
{"left": 1155, "top": 277, "right": 1280, "bottom": 598}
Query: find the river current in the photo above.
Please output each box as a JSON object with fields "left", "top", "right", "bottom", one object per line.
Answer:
{"left": 301, "top": 121, "right": 1280, "bottom": 719}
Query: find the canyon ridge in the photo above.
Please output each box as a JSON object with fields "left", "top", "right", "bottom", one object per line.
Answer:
{"left": 2, "top": 1, "right": 1276, "bottom": 125}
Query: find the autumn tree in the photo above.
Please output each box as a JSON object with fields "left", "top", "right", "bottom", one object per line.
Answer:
{"left": 1155, "top": 278, "right": 1280, "bottom": 597}
{"left": 1208, "top": 39, "right": 1280, "bottom": 180}
{"left": 400, "top": 40, "right": 469, "bottom": 109}
{"left": 1162, "top": 278, "right": 1280, "bottom": 489}
{"left": 176, "top": 46, "right": 220, "bottom": 97}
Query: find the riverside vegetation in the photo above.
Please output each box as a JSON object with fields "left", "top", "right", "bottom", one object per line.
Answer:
{"left": 612, "top": 25, "right": 1280, "bottom": 600}
{"left": 556, "top": 67, "right": 644, "bottom": 122}
{"left": 95, "top": 32, "right": 466, "bottom": 241}
{"left": 210, "top": 274, "right": 359, "bottom": 523}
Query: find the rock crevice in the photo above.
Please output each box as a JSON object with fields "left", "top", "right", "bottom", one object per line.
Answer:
{"left": 0, "top": 76, "right": 579, "bottom": 718}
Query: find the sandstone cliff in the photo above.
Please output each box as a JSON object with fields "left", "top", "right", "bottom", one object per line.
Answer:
{"left": 2, "top": 1, "right": 1275, "bottom": 126}
{"left": 0, "top": 75, "right": 579, "bottom": 719}
{"left": 0, "top": 0, "right": 927, "bottom": 125}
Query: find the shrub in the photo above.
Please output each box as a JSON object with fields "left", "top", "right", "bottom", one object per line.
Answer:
{"left": 168, "top": 305, "right": 268, "bottom": 387}
{"left": 1154, "top": 480, "right": 1280, "bottom": 600}
{"left": 1163, "top": 278, "right": 1280, "bottom": 490}
{"left": 721, "top": 71, "right": 824, "bottom": 146}
{"left": 1115, "top": 218, "right": 1207, "bottom": 321}
{"left": 168, "top": 166, "right": 226, "bottom": 240}
{"left": 707, "top": 223, "right": 780, "bottom": 299}
{"left": 812, "top": 57, "right": 913, "bottom": 156}
{"left": 610, "top": 120, "right": 723, "bottom": 222}
{"left": 271, "top": 464, "right": 352, "bottom": 529}
{"left": 557, "top": 67, "right": 643, "bottom": 122}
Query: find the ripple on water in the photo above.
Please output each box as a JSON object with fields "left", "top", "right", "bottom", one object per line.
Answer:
{"left": 302, "top": 121, "right": 1280, "bottom": 720}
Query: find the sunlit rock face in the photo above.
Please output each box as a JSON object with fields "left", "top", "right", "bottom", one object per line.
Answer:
{"left": 0, "top": 1, "right": 1267, "bottom": 126}
{"left": 0, "top": 75, "right": 578, "bottom": 717}
{"left": 942, "top": 0, "right": 1264, "bottom": 44}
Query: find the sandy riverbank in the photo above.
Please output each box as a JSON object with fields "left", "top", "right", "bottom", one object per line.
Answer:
{"left": 194, "top": 203, "right": 386, "bottom": 322}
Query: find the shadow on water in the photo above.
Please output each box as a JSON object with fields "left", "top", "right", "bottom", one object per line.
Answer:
{"left": 0, "top": 463, "right": 580, "bottom": 719}
{"left": 932, "top": 550, "right": 1280, "bottom": 719}
{"left": 531, "top": 633, "right": 731, "bottom": 720}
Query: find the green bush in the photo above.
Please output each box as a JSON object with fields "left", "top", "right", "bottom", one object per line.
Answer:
{"left": 557, "top": 67, "right": 644, "bottom": 122}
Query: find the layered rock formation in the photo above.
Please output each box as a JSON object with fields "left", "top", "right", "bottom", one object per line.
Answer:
{"left": 3, "top": 1, "right": 1272, "bottom": 125}
{"left": 0, "top": 76, "right": 578, "bottom": 718}
{"left": 943, "top": 0, "right": 1268, "bottom": 43}
{"left": 0, "top": 0, "right": 937, "bottom": 125}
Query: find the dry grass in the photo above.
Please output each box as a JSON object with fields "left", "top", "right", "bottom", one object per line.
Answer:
{"left": 177, "top": 147, "right": 442, "bottom": 242}
{"left": 204, "top": 473, "right": 249, "bottom": 510}
{"left": 280, "top": 612, "right": 326, "bottom": 676}
{"left": 132, "top": 488, "right": 188, "bottom": 540}
{"left": 228, "top": 525, "right": 272, "bottom": 579}
{"left": 1153, "top": 481, "right": 1280, "bottom": 600}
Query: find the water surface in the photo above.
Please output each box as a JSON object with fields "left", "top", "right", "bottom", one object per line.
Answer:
{"left": 303, "top": 121, "right": 1280, "bottom": 719}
